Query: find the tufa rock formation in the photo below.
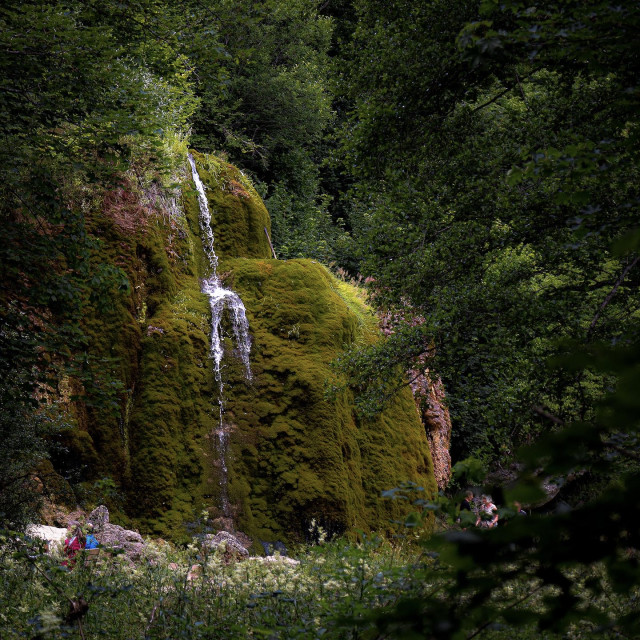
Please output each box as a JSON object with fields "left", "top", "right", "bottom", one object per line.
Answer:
{"left": 52, "top": 150, "right": 438, "bottom": 543}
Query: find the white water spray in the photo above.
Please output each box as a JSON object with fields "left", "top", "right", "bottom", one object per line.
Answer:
{"left": 188, "top": 153, "right": 252, "bottom": 517}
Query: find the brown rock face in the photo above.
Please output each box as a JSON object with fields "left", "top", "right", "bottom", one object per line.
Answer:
{"left": 378, "top": 311, "right": 452, "bottom": 490}
{"left": 409, "top": 371, "right": 452, "bottom": 491}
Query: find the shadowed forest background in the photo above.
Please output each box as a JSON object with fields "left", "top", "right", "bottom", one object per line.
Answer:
{"left": 1, "top": 0, "right": 639, "bottom": 638}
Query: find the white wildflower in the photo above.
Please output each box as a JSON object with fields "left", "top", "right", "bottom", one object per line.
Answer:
{"left": 37, "top": 608, "right": 62, "bottom": 635}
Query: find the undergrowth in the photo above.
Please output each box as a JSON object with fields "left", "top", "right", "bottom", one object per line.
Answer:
{"left": 1, "top": 527, "right": 632, "bottom": 639}
{"left": 0, "top": 530, "right": 425, "bottom": 639}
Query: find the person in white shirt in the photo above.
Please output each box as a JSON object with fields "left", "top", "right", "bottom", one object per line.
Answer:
{"left": 476, "top": 494, "right": 499, "bottom": 528}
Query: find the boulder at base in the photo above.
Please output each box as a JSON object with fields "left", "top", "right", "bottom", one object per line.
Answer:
{"left": 88, "top": 505, "right": 146, "bottom": 561}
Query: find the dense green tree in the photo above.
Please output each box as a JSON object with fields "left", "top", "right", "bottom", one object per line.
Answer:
{"left": 180, "top": 0, "right": 342, "bottom": 260}
{"left": 0, "top": 0, "right": 196, "bottom": 524}
{"left": 186, "top": 0, "right": 332, "bottom": 169}
{"left": 335, "top": 0, "right": 640, "bottom": 462}
{"left": 334, "top": 1, "right": 640, "bottom": 634}
{"left": 1, "top": 0, "right": 196, "bottom": 375}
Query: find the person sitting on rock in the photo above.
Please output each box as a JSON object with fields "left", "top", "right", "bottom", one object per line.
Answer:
{"left": 475, "top": 494, "right": 499, "bottom": 528}
{"left": 62, "top": 525, "right": 86, "bottom": 568}
{"left": 85, "top": 523, "right": 99, "bottom": 549}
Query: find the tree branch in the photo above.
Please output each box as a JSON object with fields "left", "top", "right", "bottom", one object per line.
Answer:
{"left": 466, "top": 583, "right": 545, "bottom": 640}
{"left": 532, "top": 406, "right": 564, "bottom": 425}
{"left": 472, "top": 69, "right": 539, "bottom": 113}
{"left": 515, "top": 70, "right": 528, "bottom": 105}
{"left": 587, "top": 256, "right": 639, "bottom": 337}
{"left": 603, "top": 441, "right": 640, "bottom": 462}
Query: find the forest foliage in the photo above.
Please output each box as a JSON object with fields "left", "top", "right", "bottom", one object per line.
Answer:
{"left": 330, "top": 1, "right": 640, "bottom": 635}
{"left": 336, "top": 0, "right": 640, "bottom": 461}
{"left": 1, "top": 0, "right": 639, "bottom": 636}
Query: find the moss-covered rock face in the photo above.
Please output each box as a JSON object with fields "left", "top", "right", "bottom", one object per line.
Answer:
{"left": 184, "top": 150, "right": 272, "bottom": 262}
{"left": 69, "top": 152, "right": 436, "bottom": 542}
{"left": 218, "top": 257, "right": 436, "bottom": 541}
{"left": 71, "top": 177, "right": 221, "bottom": 539}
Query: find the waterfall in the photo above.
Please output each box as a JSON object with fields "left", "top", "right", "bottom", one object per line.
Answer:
{"left": 188, "top": 153, "right": 252, "bottom": 517}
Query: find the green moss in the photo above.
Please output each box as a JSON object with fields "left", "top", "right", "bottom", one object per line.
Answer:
{"left": 125, "top": 248, "right": 220, "bottom": 536}
{"left": 65, "top": 172, "right": 222, "bottom": 539}
{"left": 217, "top": 258, "right": 436, "bottom": 542}
{"left": 185, "top": 150, "right": 272, "bottom": 260}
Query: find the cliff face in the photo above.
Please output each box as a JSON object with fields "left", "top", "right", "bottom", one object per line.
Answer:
{"left": 378, "top": 314, "right": 452, "bottom": 491}
{"left": 410, "top": 373, "right": 452, "bottom": 491}
{"left": 61, "top": 151, "right": 437, "bottom": 543}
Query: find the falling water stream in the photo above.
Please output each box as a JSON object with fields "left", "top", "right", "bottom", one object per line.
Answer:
{"left": 188, "top": 154, "right": 252, "bottom": 517}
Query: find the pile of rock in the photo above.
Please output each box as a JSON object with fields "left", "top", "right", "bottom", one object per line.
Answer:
{"left": 27, "top": 507, "right": 300, "bottom": 570}
{"left": 182, "top": 531, "right": 299, "bottom": 581}
{"left": 25, "top": 505, "right": 145, "bottom": 562}
{"left": 199, "top": 531, "right": 299, "bottom": 565}
{"left": 200, "top": 531, "right": 250, "bottom": 563}
{"left": 86, "top": 505, "right": 146, "bottom": 561}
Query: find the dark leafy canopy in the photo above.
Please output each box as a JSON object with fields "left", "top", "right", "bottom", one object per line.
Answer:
{"left": 187, "top": 0, "right": 332, "bottom": 174}
{"left": 354, "top": 342, "right": 640, "bottom": 639}
{"left": 334, "top": 0, "right": 640, "bottom": 636}
{"left": 0, "top": 0, "right": 196, "bottom": 525}
{"left": 182, "top": 0, "right": 343, "bottom": 261}
{"left": 337, "top": 0, "right": 640, "bottom": 462}
{"left": 1, "top": 0, "right": 195, "bottom": 384}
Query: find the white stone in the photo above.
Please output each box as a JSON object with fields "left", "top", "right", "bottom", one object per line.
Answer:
{"left": 247, "top": 555, "right": 300, "bottom": 566}
{"left": 25, "top": 525, "right": 67, "bottom": 548}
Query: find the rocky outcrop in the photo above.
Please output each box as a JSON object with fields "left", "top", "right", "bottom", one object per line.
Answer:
{"left": 26, "top": 505, "right": 145, "bottom": 561}
{"left": 88, "top": 505, "right": 146, "bottom": 561}
{"left": 410, "top": 372, "right": 452, "bottom": 491}
{"left": 26, "top": 524, "right": 67, "bottom": 549}
{"left": 218, "top": 258, "right": 437, "bottom": 542}
{"left": 87, "top": 505, "right": 109, "bottom": 531}
{"left": 201, "top": 531, "right": 249, "bottom": 562}
{"left": 379, "top": 313, "right": 452, "bottom": 491}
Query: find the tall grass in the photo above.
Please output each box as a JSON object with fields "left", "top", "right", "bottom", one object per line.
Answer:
{"left": 1, "top": 531, "right": 425, "bottom": 639}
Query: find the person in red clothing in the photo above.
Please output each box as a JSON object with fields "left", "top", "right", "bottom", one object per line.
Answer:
{"left": 62, "top": 525, "right": 86, "bottom": 569}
